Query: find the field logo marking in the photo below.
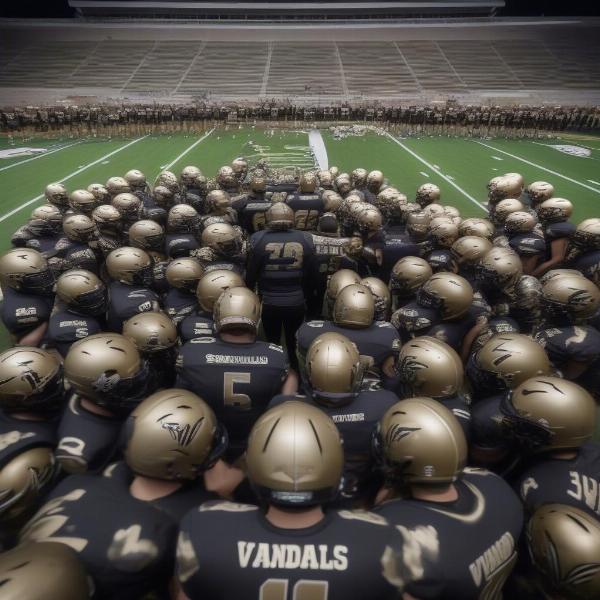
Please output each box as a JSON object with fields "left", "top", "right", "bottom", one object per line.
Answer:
{"left": 0, "top": 141, "right": 82, "bottom": 173}
{"left": 0, "top": 136, "right": 148, "bottom": 223}
{"left": 162, "top": 128, "right": 215, "bottom": 172}
{"left": 475, "top": 141, "right": 600, "bottom": 195}
{"left": 384, "top": 132, "right": 486, "bottom": 212}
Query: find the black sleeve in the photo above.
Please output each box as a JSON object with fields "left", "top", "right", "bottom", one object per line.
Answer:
{"left": 245, "top": 232, "right": 265, "bottom": 291}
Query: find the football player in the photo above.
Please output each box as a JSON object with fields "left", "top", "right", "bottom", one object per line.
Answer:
{"left": 163, "top": 257, "right": 204, "bottom": 325}
{"left": 231, "top": 174, "right": 270, "bottom": 234}
{"left": 124, "top": 168, "right": 151, "bottom": 204}
{"left": 91, "top": 204, "right": 124, "bottom": 259}
{"left": 389, "top": 256, "right": 433, "bottom": 311}
{"left": 374, "top": 398, "right": 523, "bottom": 599}
{"left": 415, "top": 183, "right": 441, "bottom": 208}
{"left": 450, "top": 236, "right": 492, "bottom": 286}
{"left": 0, "top": 248, "right": 55, "bottom": 346}
{"left": 567, "top": 218, "right": 600, "bottom": 287}
{"left": 216, "top": 165, "right": 240, "bottom": 195}
{"left": 111, "top": 192, "right": 143, "bottom": 232}
{"left": 361, "top": 276, "right": 391, "bottom": 321}
{"left": 44, "top": 182, "right": 70, "bottom": 214}
{"left": 56, "top": 333, "right": 151, "bottom": 473}
{"left": 502, "top": 376, "right": 600, "bottom": 519}
{"left": 47, "top": 269, "right": 106, "bottom": 357}
{"left": 176, "top": 401, "right": 410, "bottom": 600}
{"left": 68, "top": 189, "right": 97, "bottom": 217}
{"left": 128, "top": 219, "right": 165, "bottom": 255}
{"left": 105, "top": 176, "right": 131, "bottom": 199}
{"left": 296, "top": 283, "right": 399, "bottom": 384}
{"left": 270, "top": 333, "right": 397, "bottom": 506}
{"left": 525, "top": 180, "right": 554, "bottom": 209}
{"left": 176, "top": 287, "right": 295, "bottom": 459}
{"left": 21, "top": 205, "right": 65, "bottom": 263}
{"left": 60, "top": 214, "right": 99, "bottom": 274}
{"left": 196, "top": 222, "right": 246, "bottom": 274}
{"left": 201, "top": 190, "right": 238, "bottom": 228}
{"left": 286, "top": 172, "right": 324, "bottom": 232}
{"left": 165, "top": 204, "right": 201, "bottom": 259}
{"left": 22, "top": 389, "right": 226, "bottom": 598}
{"left": 105, "top": 246, "right": 160, "bottom": 332}
{"left": 246, "top": 202, "right": 315, "bottom": 369}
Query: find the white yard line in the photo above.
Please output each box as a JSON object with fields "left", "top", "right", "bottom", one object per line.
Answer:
{"left": 309, "top": 129, "right": 328, "bottom": 170}
{"left": 588, "top": 179, "right": 600, "bottom": 186}
{"left": 0, "top": 136, "right": 148, "bottom": 223}
{"left": 474, "top": 140, "right": 600, "bottom": 195}
{"left": 384, "top": 132, "right": 486, "bottom": 212}
{"left": 0, "top": 141, "right": 82, "bottom": 173}
{"left": 161, "top": 128, "right": 215, "bottom": 172}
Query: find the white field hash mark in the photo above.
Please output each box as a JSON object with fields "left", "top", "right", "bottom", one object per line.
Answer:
{"left": 384, "top": 133, "right": 486, "bottom": 212}
{"left": 0, "top": 136, "right": 148, "bottom": 223}
{"left": 474, "top": 141, "right": 600, "bottom": 195}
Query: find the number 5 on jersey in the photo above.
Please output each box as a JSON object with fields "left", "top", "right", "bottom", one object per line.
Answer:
{"left": 224, "top": 372, "right": 251, "bottom": 409}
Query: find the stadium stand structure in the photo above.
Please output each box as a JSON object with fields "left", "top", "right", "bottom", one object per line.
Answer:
{"left": 0, "top": 18, "right": 599, "bottom": 105}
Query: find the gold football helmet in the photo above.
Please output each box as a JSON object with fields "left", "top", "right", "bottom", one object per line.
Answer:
{"left": 196, "top": 269, "right": 245, "bottom": 313}
{"left": 537, "top": 198, "right": 573, "bottom": 223}
{"left": 125, "top": 389, "right": 226, "bottom": 480}
{"left": 180, "top": 165, "right": 202, "bottom": 186}
{"left": 351, "top": 168, "right": 368, "bottom": 188}
{"left": 395, "top": 337, "right": 464, "bottom": 399}
{"left": 443, "top": 205, "right": 461, "bottom": 224}
{"left": 488, "top": 175, "right": 523, "bottom": 204}
{"left": 213, "top": 286, "right": 261, "bottom": 333}
{"left": 504, "top": 211, "right": 537, "bottom": 235}
{"left": 250, "top": 174, "right": 266, "bottom": 193}
{"left": 415, "top": 183, "right": 441, "bottom": 208}
{"left": 0, "top": 542, "right": 90, "bottom": 600}
{"left": 0, "top": 346, "right": 63, "bottom": 413}
{"left": 28, "top": 204, "right": 63, "bottom": 236}
{"left": 299, "top": 172, "right": 318, "bottom": 193}
{"left": 124, "top": 169, "right": 147, "bottom": 190}
{"left": 44, "top": 182, "right": 68, "bottom": 208}
{"left": 63, "top": 213, "right": 96, "bottom": 243}
{"left": 128, "top": 219, "right": 164, "bottom": 251}
{"left": 105, "top": 176, "right": 130, "bottom": 196}
{"left": 333, "top": 283, "right": 375, "bottom": 328}
{"left": 429, "top": 220, "right": 459, "bottom": 248}
{"left": 0, "top": 447, "right": 56, "bottom": 523}
{"left": 375, "top": 397, "right": 467, "bottom": 484}
{"left": 502, "top": 376, "right": 596, "bottom": 452}
{"left": 326, "top": 269, "right": 361, "bottom": 304}
{"left": 92, "top": 204, "right": 121, "bottom": 233}
{"left": 406, "top": 211, "right": 430, "bottom": 241}
{"left": 366, "top": 170, "right": 384, "bottom": 192}
{"left": 111, "top": 192, "right": 142, "bottom": 219}
{"left": 477, "top": 247, "right": 523, "bottom": 289}
{"left": 153, "top": 185, "right": 175, "bottom": 209}
{"left": 317, "top": 170, "right": 334, "bottom": 190}
{"left": 329, "top": 165, "right": 340, "bottom": 177}
{"left": 541, "top": 273, "right": 600, "bottom": 323}
{"left": 155, "top": 170, "right": 180, "bottom": 193}
{"left": 265, "top": 202, "right": 294, "bottom": 230}
{"left": 422, "top": 203, "right": 446, "bottom": 220}
{"left": 417, "top": 272, "right": 473, "bottom": 320}
{"left": 474, "top": 333, "right": 551, "bottom": 390}
{"left": 106, "top": 246, "right": 153, "bottom": 285}
{"left": 451, "top": 236, "right": 493, "bottom": 268}
{"left": 527, "top": 504, "right": 600, "bottom": 600}
{"left": 458, "top": 217, "right": 495, "bottom": 240}
{"left": 335, "top": 174, "right": 352, "bottom": 196}
{"left": 322, "top": 190, "right": 343, "bottom": 212}
{"left": 231, "top": 157, "right": 248, "bottom": 180}
{"left": 56, "top": 269, "right": 106, "bottom": 316}
{"left": 526, "top": 181, "right": 554, "bottom": 207}
{"left": 246, "top": 401, "right": 344, "bottom": 506}
{"left": 357, "top": 205, "right": 383, "bottom": 233}
{"left": 573, "top": 218, "right": 600, "bottom": 250}
{"left": 206, "top": 190, "right": 230, "bottom": 215}
{"left": 201, "top": 222, "right": 240, "bottom": 255}
{"left": 167, "top": 204, "right": 200, "bottom": 234}
{"left": 64, "top": 333, "right": 148, "bottom": 411}
{"left": 390, "top": 256, "right": 433, "bottom": 298}
{"left": 361, "top": 277, "right": 391, "bottom": 321}
{"left": 123, "top": 311, "right": 177, "bottom": 354}
{"left": 0, "top": 248, "right": 54, "bottom": 294}
{"left": 165, "top": 258, "right": 204, "bottom": 291}
{"left": 306, "top": 333, "right": 363, "bottom": 405}
{"left": 217, "top": 165, "right": 236, "bottom": 188}
{"left": 492, "top": 198, "right": 525, "bottom": 225}
{"left": 87, "top": 183, "right": 110, "bottom": 205}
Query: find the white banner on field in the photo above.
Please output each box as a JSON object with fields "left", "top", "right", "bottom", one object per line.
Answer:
{"left": 0, "top": 147, "right": 47, "bottom": 159}
{"left": 309, "top": 129, "right": 328, "bottom": 170}
{"left": 548, "top": 145, "right": 591, "bottom": 158}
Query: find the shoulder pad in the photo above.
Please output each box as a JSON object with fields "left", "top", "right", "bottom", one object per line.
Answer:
{"left": 199, "top": 501, "right": 258, "bottom": 513}
{"left": 189, "top": 337, "right": 217, "bottom": 344}
{"left": 268, "top": 343, "right": 284, "bottom": 353}
{"left": 337, "top": 510, "right": 389, "bottom": 527}
{"left": 306, "top": 320, "right": 326, "bottom": 328}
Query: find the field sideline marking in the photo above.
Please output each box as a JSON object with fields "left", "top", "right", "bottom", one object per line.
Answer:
{"left": 474, "top": 140, "right": 600, "bottom": 195}
{"left": 384, "top": 133, "right": 486, "bottom": 212}
{"left": 0, "top": 141, "right": 82, "bottom": 173}
{"left": 0, "top": 136, "right": 148, "bottom": 223}
{"left": 161, "top": 128, "right": 215, "bottom": 172}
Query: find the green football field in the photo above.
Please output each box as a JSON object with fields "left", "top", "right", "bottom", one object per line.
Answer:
{"left": 1, "top": 124, "right": 600, "bottom": 435}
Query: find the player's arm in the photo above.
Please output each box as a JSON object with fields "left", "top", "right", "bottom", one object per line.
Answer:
{"left": 281, "top": 368, "right": 299, "bottom": 395}
{"left": 17, "top": 321, "right": 48, "bottom": 347}
{"left": 532, "top": 237, "right": 569, "bottom": 277}
{"left": 245, "top": 234, "right": 262, "bottom": 291}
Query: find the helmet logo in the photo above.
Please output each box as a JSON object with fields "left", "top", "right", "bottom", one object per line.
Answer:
{"left": 160, "top": 416, "right": 204, "bottom": 448}
{"left": 386, "top": 423, "right": 420, "bottom": 443}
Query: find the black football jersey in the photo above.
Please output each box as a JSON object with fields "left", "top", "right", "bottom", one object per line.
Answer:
{"left": 55, "top": 395, "right": 122, "bottom": 473}
{"left": 231, "top": 197, "right": 270, "bottom": 233}
{"left": 0, "top": 410, "right": 57, "bottom": 465}
{"left": 286, "top": 193, "right": 325, "bottom": 231}
{"left": 515, "top": 441, "right": 600, "bottom": 518}
{"left": 377, "top": 468, "right": 524, "bottom": 600}
{"left": 425, "top": 249, "right": 457, "bottom": 274}
{"left": 311, "top": 234, "right": 359, "bottom": 282}
{"left": 0, "top": 287, "right": 53, "bottom": 336}
{"left": 534, "top": 324, "right": 600, "bottom": 367}
{"left": 163, "top": 287, "right": 198, "bottom": 325}
{"left": 425, "top": 308, "right": 479, "bottom": 352}
{"left": 106, "top": 281, "right": 160, "bottom": 332}
{"left": 20, "top": 463, "right": 214, "bottom": 599}
{"left": 508, "top": 232, "right": 546, "bottom": 257}
{"left": 165, "top": 233, "right": 200, "bottom": 259}
{"left": 175, "top": 338, "right": 289, "bottom": 455}
{"left": 390, "top": 301, "right": 441, "bottom": 344}
{"left": 296, "top": 320, "right": 400, "bottom": 376}
{"left": 47, "top": 309, "right": 103, "bottom": 357}
{"left": 572, "top": 250, "right": 600, "bottom": 285}
{"left": 62, "top": 241, "right": 99, "bottom": 274}
{"left": 269, "top": 390, "right": 398, "bottom": 502}
{"left": 178, "top": 310, "right": 215, "bottom": 343}
{"left": 178, "top": 501, "right": 407, "bottom": 600}
{"left": 25, "top": 234, "right": 65, "bottom": 259}
{"left": 246, "top": 229, "right": 315, "bottom": 306}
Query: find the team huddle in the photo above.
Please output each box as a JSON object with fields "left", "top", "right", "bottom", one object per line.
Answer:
{"left": 0, "top": 158, "right": 599, "bottom": 600}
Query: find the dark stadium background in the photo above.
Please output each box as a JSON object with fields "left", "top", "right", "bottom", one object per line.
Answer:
{"left": 2, "top": 0, "right": 600, "bottom": 17}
